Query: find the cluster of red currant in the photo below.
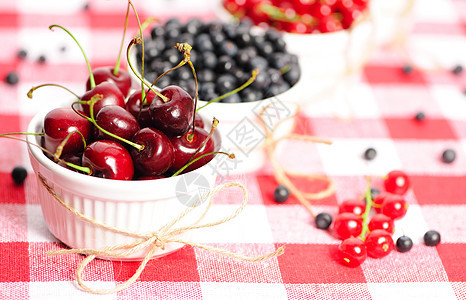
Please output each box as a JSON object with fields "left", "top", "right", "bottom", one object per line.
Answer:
{"left": 6, "top": 2, "right": 228, "bottom": 181}
{"left": 222, "top": 0, "right": 370, "bottom": 33}
{"left": 316, "top": 170, "right": 415, "bottom": 267}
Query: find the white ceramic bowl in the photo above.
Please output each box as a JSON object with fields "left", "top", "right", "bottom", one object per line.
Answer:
{"left": 27, "top": 102, "right": 219, "bottom": 261}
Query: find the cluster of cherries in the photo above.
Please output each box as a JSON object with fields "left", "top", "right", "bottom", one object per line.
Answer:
{"left": 313, "top": 170, "right": 439, "bottom": 267}
{"left": 20, "top": 3, "right": 227, "bottom": 181}
{"left": 222, "top": 0, "right": 370, "bottom": 33}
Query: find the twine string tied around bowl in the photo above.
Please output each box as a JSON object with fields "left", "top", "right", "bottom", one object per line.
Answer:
{"left": 38, "top": 174, "right": 284, "bottom": 294}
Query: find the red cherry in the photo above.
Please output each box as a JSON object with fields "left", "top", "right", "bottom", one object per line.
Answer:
{"left": 384, "top": 170, "right": 410, "bottom": 195}
{"left": 338, "top": 237, "right": 367, "bottom": 267}
{"left": 223, "top": 0, "right": 247, "bottom": 16}
{"left": 368, "top": 214, "right": 395, "bottom": 234}
{"left": 82, "top": 140, "right": 134, "bottom": 180}
{"left": 149, "top": 85, "right": 194, "bottom": 137}
{"left": 382, "top": 195, "right": 408, "bottom": 220}
{"left": 93, "top": 105, "right": 140, "bottom": 143}
{"left": 43, "top": 107, "right": 92, "bottom": 155}
{"left": 86, "top": 67, "right": 133, "bottom": 98}
{"left": 365, "top": 229, "right": 394, "bottom": 258}
{"left": 125, "top": 89, "right": 157, "bottom": 128}
{"left": 129, "top": 127, "right": 175, "bottom": 176}
{"left": 169, "top": 127, "right": 216, "bottom": 174}
{"left": 333, "top": 212, "right": 363, "bottom": 240}
{"left": 80, "top": 81, "right": 126, "bottom": 117}
{"left": 338, "top": 199, "right": 366, "bottom": 216}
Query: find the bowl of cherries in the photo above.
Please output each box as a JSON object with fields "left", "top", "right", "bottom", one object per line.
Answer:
{"left": 221, "top": 0, "right": 375, "bottom": 97}
{"left": 24, "top": 23, "right": 225, "bottom": 261}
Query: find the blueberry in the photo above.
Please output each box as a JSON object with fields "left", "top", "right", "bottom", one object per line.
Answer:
{"left": 5, "top": 72, "right": 19, "bottom": 85}
{"left": 363, "top": 147, "right": 377, "bottom": 161}
{"left": 240, "top": 89, "right": 263, "bottom": 102}
{"left": 200, "top": 51, "right": 218, "bottom": 70}
{"left": 273, "top": 185, "right": 290, "bottom": 203}
{"left": 315, "top": 212, "right": 332, "bottom": 229}
{"left": 424, "top": 230, "right": 441, "bottom": 246}
{"left": 415, "top": 111, "right": 425, "bottom": 121}
{"left": 150, "top": 25, "right": 165, "bottom": 39}
{"left": 163, "top": 48, "right": 181, "bottom": 65}
{"left": 220, "top": 93, "right": 241, "bottom": 103}
{"left": 17, "top": 49, "right": 28, "bottom": 59}
{"left": 184, "top": 18, "right": 203, "bottom": 35}
{"left": 248, "top": 56, "right": 268, "bottom": 72}
{"left": 216, "top": 74, "right": 237, "bottom": 94}
{"left": 38, "top": 55, "right": 47, "bottom": 64}
{"left": 396, "top": 236, "right": 413, "bottom": 252}
{"left": 195, "top": 33, "right": 214, "bottom": 52}
{"left": 402, "top": 65, "right": 413, "bottom": 74}
{"left": 283, "top": 66, "right": 300, "bottom": 85}
{"left": 198, "top": 69, "right": 216, "bottom": 83}
{"left": 441, "top": 149, "right": 456, "bottom": 163}
{"left": 218, "top": 40, "right": 238, "bottom": 57}
{"left": 11, "top": 166, "right": 28, "bottom": 185}
{"left": 216, "top": 55, "right": 236, "bottom": 73}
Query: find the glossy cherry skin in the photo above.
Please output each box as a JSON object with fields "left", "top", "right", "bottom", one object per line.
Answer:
{"left": 86, "top": 67, "right": 133, "bottom": 97}
{"left": 169, "top": 127, "right": 216, "bottom": 174}
{"left": 365, "top": 229, "right": 394, "bottom": 258}
{"left": 129, "top": 128, "right": 175, "bottom": 176}
{"left": 338, "top": 237, "right": 367, "bottom": 267}
{"left": 93, "top": 105, "right": 140, "bottom": 143}
{"left": 43, "top": 107, "right": 92, "bottom": 155}
{"left": 57, "top": 152, "right": 83, "bottom": 172}
{"left": 338, "top": 199, "right": 366, "bottom": 217}
{"left": 125, "top": 89, "right": 157, "bottom": 128}
{"left": 80, "top": 81, "right": 126, "bottom": 117}
{"left": 149, "top": 85, "right": 194, "bottom": 137}
{"left": 333, "top": 212, "right": 363, "bottom": 240}
{"left": 82, "top": 140, "right": 134, "bottom": 180}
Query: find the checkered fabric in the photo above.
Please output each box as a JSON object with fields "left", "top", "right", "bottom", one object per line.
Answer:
{"left": 0, "top": 0, "right": 465, "bottom": 299}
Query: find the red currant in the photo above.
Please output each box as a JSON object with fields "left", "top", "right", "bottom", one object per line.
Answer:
{"left": 384, "top": 170, "right": 410, "bottom": 195}
{"left": 368, "top": 214, "right": 394, "bottom": 234}
{"left": 338, "top": 199, "right": 366, "bottom": 216}
{"left": 372, "top": 192, "right": 389, "bottom": 213}
{"left": 365, "top": 229, "right": 394, "bottom": 258}
{"left": 382, "top": 195, "right": 408, "bottom": 220}
{"left": 338, "top": 237, "right": 367, "bottom": 267}
{"left": 333, "top": 212, "right": 363, "bottom": 240}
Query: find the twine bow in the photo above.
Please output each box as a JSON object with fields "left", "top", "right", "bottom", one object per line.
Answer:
{"left": 38, "top": 174, "right": 284, "bottom": 294}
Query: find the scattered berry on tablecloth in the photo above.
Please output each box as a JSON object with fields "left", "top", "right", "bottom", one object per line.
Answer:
{"left": 5, "top": 72, "right": 19, "bottom": 85}
{"left": 274, "top": 185, "right": 290, "bottom": 203}
{"left": 338, "top": 237, "right": 367, "bottom": 267}
{"left": 17, "top": 49, "right": 28, "bottom": 60}
{"left": 338, "top": 199, "right": 366, "bottom": 216}
{"left": 363, "top": 147, "right": 377, "bottom": 161}
{"left": 315, "top": 212, "right": 332, "bottom": 229}
{"left": 38, "top": 55, "right": 47, "bottom": 64}
{"left": 11, "top": 166, "right": 28, "bottom": 185}
{"left": 384, "top": 170, "right": 410, "bottom": 195}
{"left": 441, "top": 149, "right": 456, "bottom": 164}
{"left": 452, "top": 64, "right": 463, "bottom": 75}
{"left": 368, "top": 213, "right": 394, "bottom": 233}
{"left": 396, "top": 236, "right": 413, "bottom": 253}
{"left": 402, "top": 65, "right": 413, "bottom": 74}
{"left": 333, "top": 212, "right": 363, "bottom": 240}
{"left": 414, "top": 111, "right": 425, "bottom": 121}
{"left": 381, "top": 194, "right": 408, "bottom": 220}
{"left": 424, "top": 230, "right": 441, "bottom": 246}
{"left": 365, "top": 229, "right": 394, "bottom": 258}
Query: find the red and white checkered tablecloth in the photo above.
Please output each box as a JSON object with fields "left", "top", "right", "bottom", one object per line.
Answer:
{"left": 0, "top": 0, "right": 465, "bottom": 299}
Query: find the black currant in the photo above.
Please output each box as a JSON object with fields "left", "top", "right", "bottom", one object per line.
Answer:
{"left": 415, "top": 112, "right": 425, "bottom": 121}
{"left": 315, "top": 212, "right": 332, "bottom": 229}
{"left": 396, "top": 236, "right": 413, "bottom": 252}
{"left": 424, "top": 230, "right": 441, "bottom": 246}
{"left": 5, "top": 72, "right": 19, "bottom": 85}
{"left": 11, "top": 166, "right": 28, "bottom": 185}
{"left": 441, "top": 149, "right": 456, "bottom": 164}
{"left": 273, "top": 185, "right": 290, "bottom": 203}
{"left": 363, "top": 147, "right": 377, "bottom": 161}
{"left": 452, "top": 64, "right": 463, "bottom": 75}
{"left": 38, "top": 55, "right": 47, "bottom": 63}
{"left": 17, "top": 49, "right": 28, "bottom": 59}
{"left": 402, "top": 65, "right": 413, "bottom": 74}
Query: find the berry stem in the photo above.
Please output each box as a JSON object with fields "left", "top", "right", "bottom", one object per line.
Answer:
{"left": 113, "top": 3, "right": 131, "bottom": 76}
{"left": 53, "top": 130, "right": 87, "bottom": 160}
{"left": 126, "top": 38, "right": 169, "bottom": 102}
{"left": 196, "top": 69, "right": 259, "bottom": 111}
{"left": 185, "top": 117, "right": 218, "bottom": 167}
{"left": 49, "top": 24, "right": 95, "bottom": 89}
{"left": 359, "top": 180, "right": 373, "bottom": 241}
{"left": 0, "top": 134, "right": 91, "bottom": 175}
{"left": 171, "top": 151, "right": 235, "bottom": 177}
{"left": 127, "top": 0, "right": 147, "bottom": 100}
{"left": 71, "top": 95, "right": 144, "bottom": 151}
{"left": 27, "top": 83, "right": 80, "bottom": 100}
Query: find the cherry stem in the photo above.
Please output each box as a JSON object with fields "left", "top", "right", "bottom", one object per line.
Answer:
{"left": 196, "top": 69, "right": 259, "bottom": 111}
{"left": 0, "top": 134, "right": 91, "bottom": 175}
{"left": 27, "top": 83, "right": 80, "bottom": 100}
{"left": 127, "top": 0, "right": 146, "bottom": 100}
{"left": 49, "top": 24, "right": 95, "bottom": 89}
{"left": 171, "top": 151, "right": 235, "bottom": 177}
{"left": 185, "top": 117, "right": 219, "bottom": 167}
{"left": 187, "top": 60, "right": 198, "bottom": 137}
{"left": 113, "top": 3, "right": 131, "bottom": 76}
{"left": 72, "top": 95, "right": 144, "bottom": 151}
{"left": 54, "top": 130, "right": 87, "bottom": 160}
{"left": 140, "top": 17, "right": 158, "bottom": 32}
{"left": 126, "top": 38, "right": 169, "bottom": 102}
{"left": 359, "top": 180, "right": 373, "bottom": 241}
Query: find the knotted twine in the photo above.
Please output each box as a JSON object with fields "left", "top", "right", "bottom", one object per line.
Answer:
{"left": 38, "top": 174, "right": 284, "bottom": 294}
